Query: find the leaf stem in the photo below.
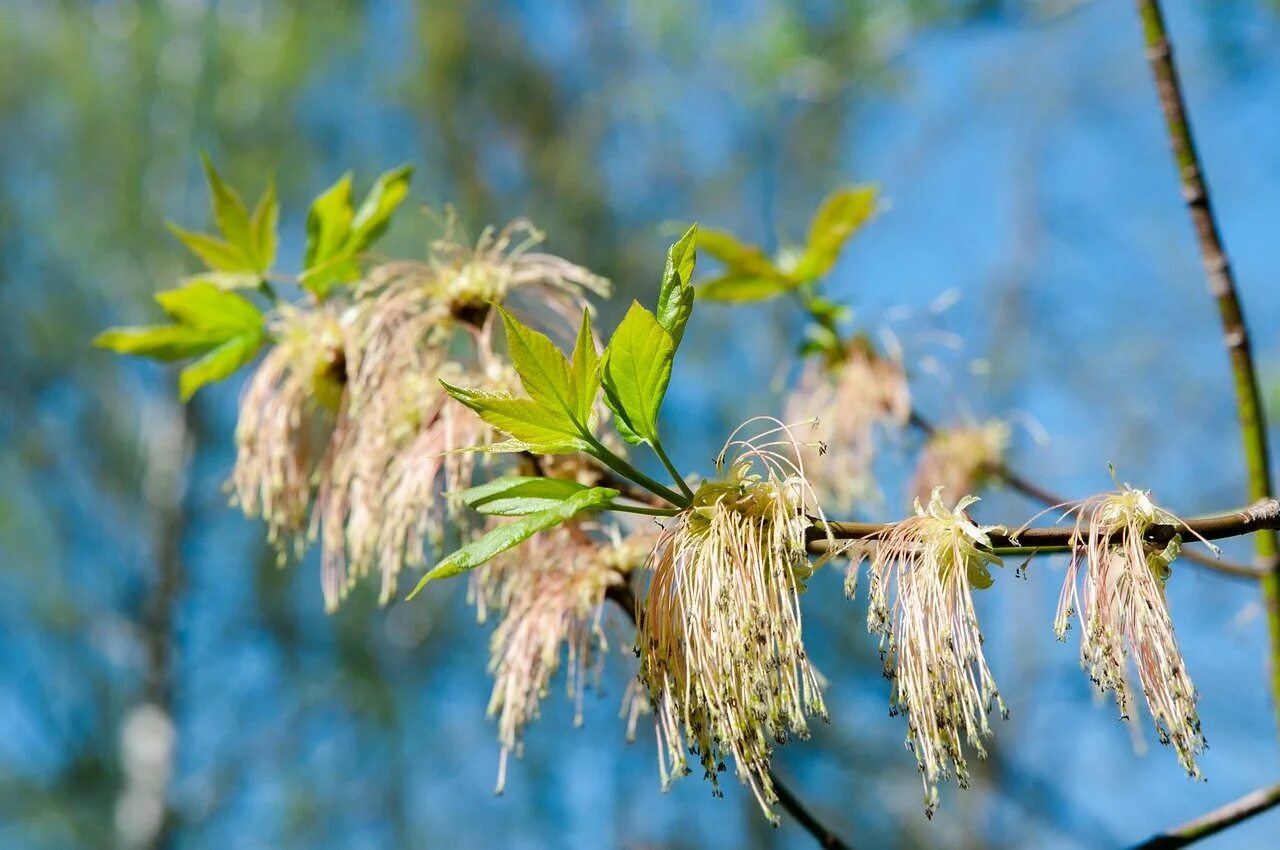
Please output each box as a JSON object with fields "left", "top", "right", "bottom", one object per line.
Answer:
{"left": 651, "top": 438, "right": 695, "bottom": 500}
{"left": 257, "top": 279, "right": 283, "bottom": 305}
{"left": 608, "top": 502, "right": 680, "bottom": 517}
{"left": 582, "top": 434, "right": 688, "bottom": 508}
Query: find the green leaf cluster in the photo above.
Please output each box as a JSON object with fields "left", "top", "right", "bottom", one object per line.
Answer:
{"left": 443, "top": 224, "right": 699, "bottom": 458}
{"left": 443, "top": 306, "right": 601, "bottom": 455}
{"left": 96, "top": 158, "right": 421, "bottom": 402}
{"left": 168, "top": 154, "right": 279, "bottom": 289}
{"left": 301, "top": 164, "right": 414, "bottom": 297}
{"left": 697, "top": 185, "right": 876, "bottom": 303}
{"left": 418, "top": 226, "right": 701, "bottom": 592}
{"left": 93, "top": 282, "right": 266, "bottom": 400}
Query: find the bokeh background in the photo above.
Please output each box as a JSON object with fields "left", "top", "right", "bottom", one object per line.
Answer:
{"left": 3, "top": 1, "right": 1280, "bottom": 847}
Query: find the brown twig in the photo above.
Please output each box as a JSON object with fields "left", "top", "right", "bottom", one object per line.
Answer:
{"left": 1127, "top": 782, "right": 1280, "bottom": 849}
{"left": 808, "top": 498, "right": 1280, "bottom": 555}
{"left": 1135, "top": 0, "right": 1280, "bottom": 729}
{"left": 910, "top": 411, "right": 1261, "bottom": 578}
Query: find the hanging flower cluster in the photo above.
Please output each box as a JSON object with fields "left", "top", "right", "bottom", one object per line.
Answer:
{"left": 786, "top": 337, "right": 910, "bottom": 511}
{"left": 308, "top": 220, "right": 606, "bottom": 611}
{"left": 1055, "top": 484, "right": 1207, "bottom": 777}
{"left": 852, "top": 488, "right": 1006, "bottom": 817}
{"left": 232, "top": 301, "right": 351, "bottom": 559}
{"left": 911, "top": 419, "right": 1010, "bottom": 506}
{"left": 478, "top": 521, "right": 654, "bottom": 793}
{"left": 638, "top": 419, "right": 829, "bottom": 821}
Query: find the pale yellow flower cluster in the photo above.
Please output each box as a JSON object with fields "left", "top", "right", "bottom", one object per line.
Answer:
{"left": 637, "top": 420, "right": 828, "bottom": 822}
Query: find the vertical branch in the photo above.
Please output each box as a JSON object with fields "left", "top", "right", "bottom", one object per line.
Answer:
{"left": 1135, "top": 0, "right": 1280, "bottom": 725}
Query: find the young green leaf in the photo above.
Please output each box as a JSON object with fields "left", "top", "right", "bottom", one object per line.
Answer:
{"left": 498, "top": 307, "right": 578, "bottom": 420}
{"left": 601, "top": 301, "right": 674, "bottom": 446}
{"left": 697, "top": 275, "right": 794, "bottom": 303}
{"left": 96, "top": 282, "right": 266, "bottom": 394}
{"left": 94, "top": 325, "right": 226, "bottom": 361}
{"left": 350, "top": 164, "right": 414, "bottom": 251}
{"left": 301, "top": 172, "right": 357, "bottom": 296}
{"left": 791, "top": 185, "right": 877, "bottom": 282}
{"left": 696, "top": 228, "right": 782, "bottom": 278}
{"left": 568, "top": 308, "right": 601, "bottom": 424}
{"left": 457, "top": 475, "right": 591, "bottom": 516}
{"left": 441, "top": 381, "right": 590, "bottom": 454}
{"left": 167, "top": 223, "right": 253, "bottom": 274}
{"left": 301, "top": 166, "right": 415, "bottom": 297}
{"left": 178, "top": 332, "right": 264, "bottom": 401}
{"left": 154, "top": 282, "right": 263, "bottom": 335}
{"left": 655, "top": 224, "right": 698, "bottom": 349}
{"left": 406, "top": 486, "right": 619, "bottom": 596}
{"left": 249, "top": 175, "right": 279, "bottom": 273}
{"left": 200, "top": 153, "right": 253, "bottom": 259}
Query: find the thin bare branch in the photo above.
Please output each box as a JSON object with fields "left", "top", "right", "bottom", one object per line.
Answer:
{"left": 1127, "top": 782, "right": 1280, "bottom": 849}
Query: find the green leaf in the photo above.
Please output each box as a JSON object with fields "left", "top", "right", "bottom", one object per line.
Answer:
{"left": 299, "top": 166, "right": 414, "bottom": 297}
{"left": 350, "top": 164, "right": 414, "bottom": 252}
{"left": 93, "top": 325, "right": 224, "bottom": 361}
{"left": 655, "top": 224, "right": 698, "bottom": 348}
{"left": 200, "top": 154, "right": 253, "bottom": 259}
{"left": 499, "top": 307, "right": 578, "bottom": 420}
{"left": 407, "top": 486, "right": 619, "bottom": 596}
{"left": 167, "top": 223, "right": 253, "bottom": 273}
{"left": 154, "top": 282, "right": 263, "bottom": 335}
{"left": 792, "top": 185, "right": 877, "bottom": 281}
{"left": 249, "top": 175, "right": 278, "bottom": 273}
{"left": 457, "top": 475, "right": 591, "bottom": 516}
{"left": 569, "top": 308, "right": 601, "bottom": 425}
{"left": 178, "top": 332, "right": 264, "bottom": 401}
{"left": 97, "top": 283, "right": 264, "bottom": 392}
{"left": 442, "top": 381, "right": 589, "bottom": 454}
{"left": 697, "top": 227, "right": 780, "bottom": 278}
{"left": 301, "top": 172, "right": 356, "bottom": 296}
{"left": 697, "top": 274, "right": 795, "bottom": 303}
{"left": 601, "top": 301, "right": 674, "bottom": 445}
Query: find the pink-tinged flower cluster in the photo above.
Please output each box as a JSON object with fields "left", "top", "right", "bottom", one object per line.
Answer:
{"left": 853, "top": 488, "right": 1006, "bottom": 817}
{"left": 232, "top": 303, "right": 350, "bottom": 560}
{"left": 231, "top": 219, "right": 607, "bottom": 609}
{"left": 787, "top": 342, "right": 910, "bottom": 511}
{"left": 477, "top": 522, "right": 654, "bottom": 793}
{"left": 910, "top": 419, "right": 1009, "bottom": 506}
{"left": 1054, "top": 484, "right": 1206, "bottom": 778}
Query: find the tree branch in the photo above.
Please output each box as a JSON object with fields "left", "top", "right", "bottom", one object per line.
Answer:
{"left": 808, "top": 498, "right": 1280, "bottom": 555}
{"left": 1127, "top": 782, "right": 1280, "bottom": 849}
{"left": 1134, "top": 0, "right": 1280, "bottom": 730}
{"left": 910, "top": 411, "right": 1262, "bottom": 579}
